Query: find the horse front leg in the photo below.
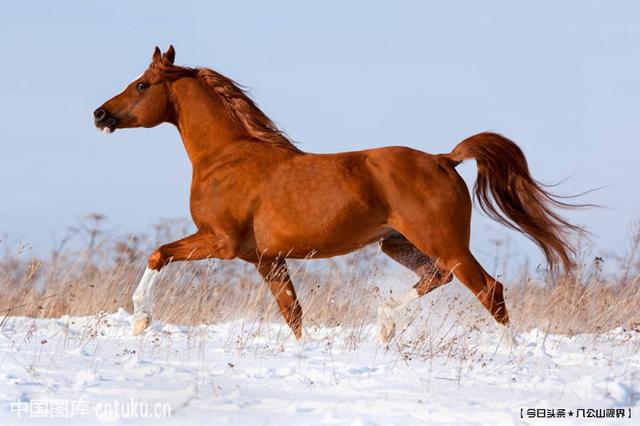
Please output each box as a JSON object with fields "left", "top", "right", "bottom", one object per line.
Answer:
{"left": 132, "top": 230, "right": 238, "bottom": 335}
{"left": 254, "top": 258, "right": 303, "bottom": 339}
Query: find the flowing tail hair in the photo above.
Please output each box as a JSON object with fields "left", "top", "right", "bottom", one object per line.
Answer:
{"left": 443, "top": 132, "right": 584, "bottom": 272}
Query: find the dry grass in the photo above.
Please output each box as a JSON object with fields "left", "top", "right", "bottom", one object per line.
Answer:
{"left": 0, "top": 214, "right": 387, "bottom": 330}
{"left": 2, "top": 212, "right": 640, "bottom": 356}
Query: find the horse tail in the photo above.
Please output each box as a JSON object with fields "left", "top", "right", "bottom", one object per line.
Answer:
{"left": 442, "top": 132, "right": 582, "bottom": 272}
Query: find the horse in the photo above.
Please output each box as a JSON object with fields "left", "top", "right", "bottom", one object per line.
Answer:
{"left": 94, "top": 45, "right": 581, "bottom": 343}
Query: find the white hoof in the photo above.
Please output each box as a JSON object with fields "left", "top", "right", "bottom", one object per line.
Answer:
{"left": 497, "top": 321, "right": 518, "bottom": 347}
{"left": 377, "top": 306, "right": 396, "bottom": 344}
{"left": 132, "top": 312, "right": 151, "bottom": 336}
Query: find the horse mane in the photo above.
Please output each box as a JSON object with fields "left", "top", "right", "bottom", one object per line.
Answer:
{"left": 150, "top": 60, "right": 302, "bottom": 153}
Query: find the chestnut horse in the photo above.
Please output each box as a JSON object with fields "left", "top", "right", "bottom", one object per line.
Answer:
{"left": 94, "top": 46, "right": 579, "bottom": 343}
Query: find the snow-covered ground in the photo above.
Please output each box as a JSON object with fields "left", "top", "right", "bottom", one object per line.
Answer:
{"left": 0, "top": 309, "right": 638, "bottom": 425}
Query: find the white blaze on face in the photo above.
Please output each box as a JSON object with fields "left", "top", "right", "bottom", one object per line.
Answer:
{"left": 130, "top": 72, "right": 145, "bottom": 87}
{"left": 115, "top": 72, "right": 145, "bottom": 96}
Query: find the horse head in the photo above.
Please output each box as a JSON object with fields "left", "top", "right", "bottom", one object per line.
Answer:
{"left": 94, "top": 45, "right": 179, "bottom": 133}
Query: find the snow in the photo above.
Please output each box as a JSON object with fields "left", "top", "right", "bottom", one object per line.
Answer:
{"left": 0, "top": 309, "right": 638, "bottom": 425}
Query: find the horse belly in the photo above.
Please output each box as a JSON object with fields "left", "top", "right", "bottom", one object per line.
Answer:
{"left": 253, "top": 199, "right": 387, "bottom": 259}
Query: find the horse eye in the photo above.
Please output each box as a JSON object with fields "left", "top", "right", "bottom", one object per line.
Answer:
{"left": 136, "top": 82, "right": 149, "bottom": 91}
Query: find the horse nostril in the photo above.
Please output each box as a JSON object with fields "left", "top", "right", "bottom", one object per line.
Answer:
{"left": 94, "top": 108, "right": 107, "bottom": 121}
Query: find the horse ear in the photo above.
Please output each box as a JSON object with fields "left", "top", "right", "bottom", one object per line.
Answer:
{"left": 163, "top": 45, "right": 175, "bottom": 64}
{"left": 152, "top": 46, "right": 162, "bottom": 63}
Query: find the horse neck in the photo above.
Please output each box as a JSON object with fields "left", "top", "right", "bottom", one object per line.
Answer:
{"left": 169, "top": 77, "right": 247, "bottom": 165}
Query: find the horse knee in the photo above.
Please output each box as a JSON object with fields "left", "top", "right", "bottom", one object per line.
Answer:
{"left": 147, "top": 250, "right": 167, "bottom": 270}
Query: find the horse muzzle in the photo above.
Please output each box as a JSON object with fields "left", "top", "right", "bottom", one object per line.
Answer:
{"left": 93, "top": 108, "right": 117, "bottom": 134}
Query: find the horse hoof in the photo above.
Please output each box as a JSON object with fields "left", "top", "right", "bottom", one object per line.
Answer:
{"left": 377, "top": 307, "right": 396, "bottom": 344}
{"left": 496, "top": 321, "right": 518, "bottom": 348}
{"left": 132, "top": 312, "right": 151, "bottom": 336}
{"left": 505, "top": 326, "right": 518, "bottom": 348}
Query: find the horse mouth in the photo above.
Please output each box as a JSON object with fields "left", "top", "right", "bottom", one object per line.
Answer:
{"left": 95, "top": 117, "right": 117, "bottom": 134}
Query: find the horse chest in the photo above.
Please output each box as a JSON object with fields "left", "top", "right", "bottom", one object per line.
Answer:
{"left": 188, "top": 181, "right": 253, "bottom": 232}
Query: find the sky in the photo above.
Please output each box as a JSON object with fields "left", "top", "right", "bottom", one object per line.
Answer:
{"left": 1, "top": 1, "right": 639, "bottom": 272}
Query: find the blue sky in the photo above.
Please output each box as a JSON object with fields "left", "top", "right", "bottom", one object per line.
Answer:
{"left": 1, "top": 1, "right": 639, "bottom": 271}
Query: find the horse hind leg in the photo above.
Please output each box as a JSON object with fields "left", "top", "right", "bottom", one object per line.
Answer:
{"left": 452, "top": 252, "right": 518, "bottom": 345}
{"left": 378, "top": 234, "right": 453, "bottom": 344}
{"left": 445, "top": 251, "right": 510, "bottom": 325}
{"left": 433, "top": 248, "right": 516, "bottom": 344}
{"left": 383, "top": 223, "right": 516, "bottom": 345}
